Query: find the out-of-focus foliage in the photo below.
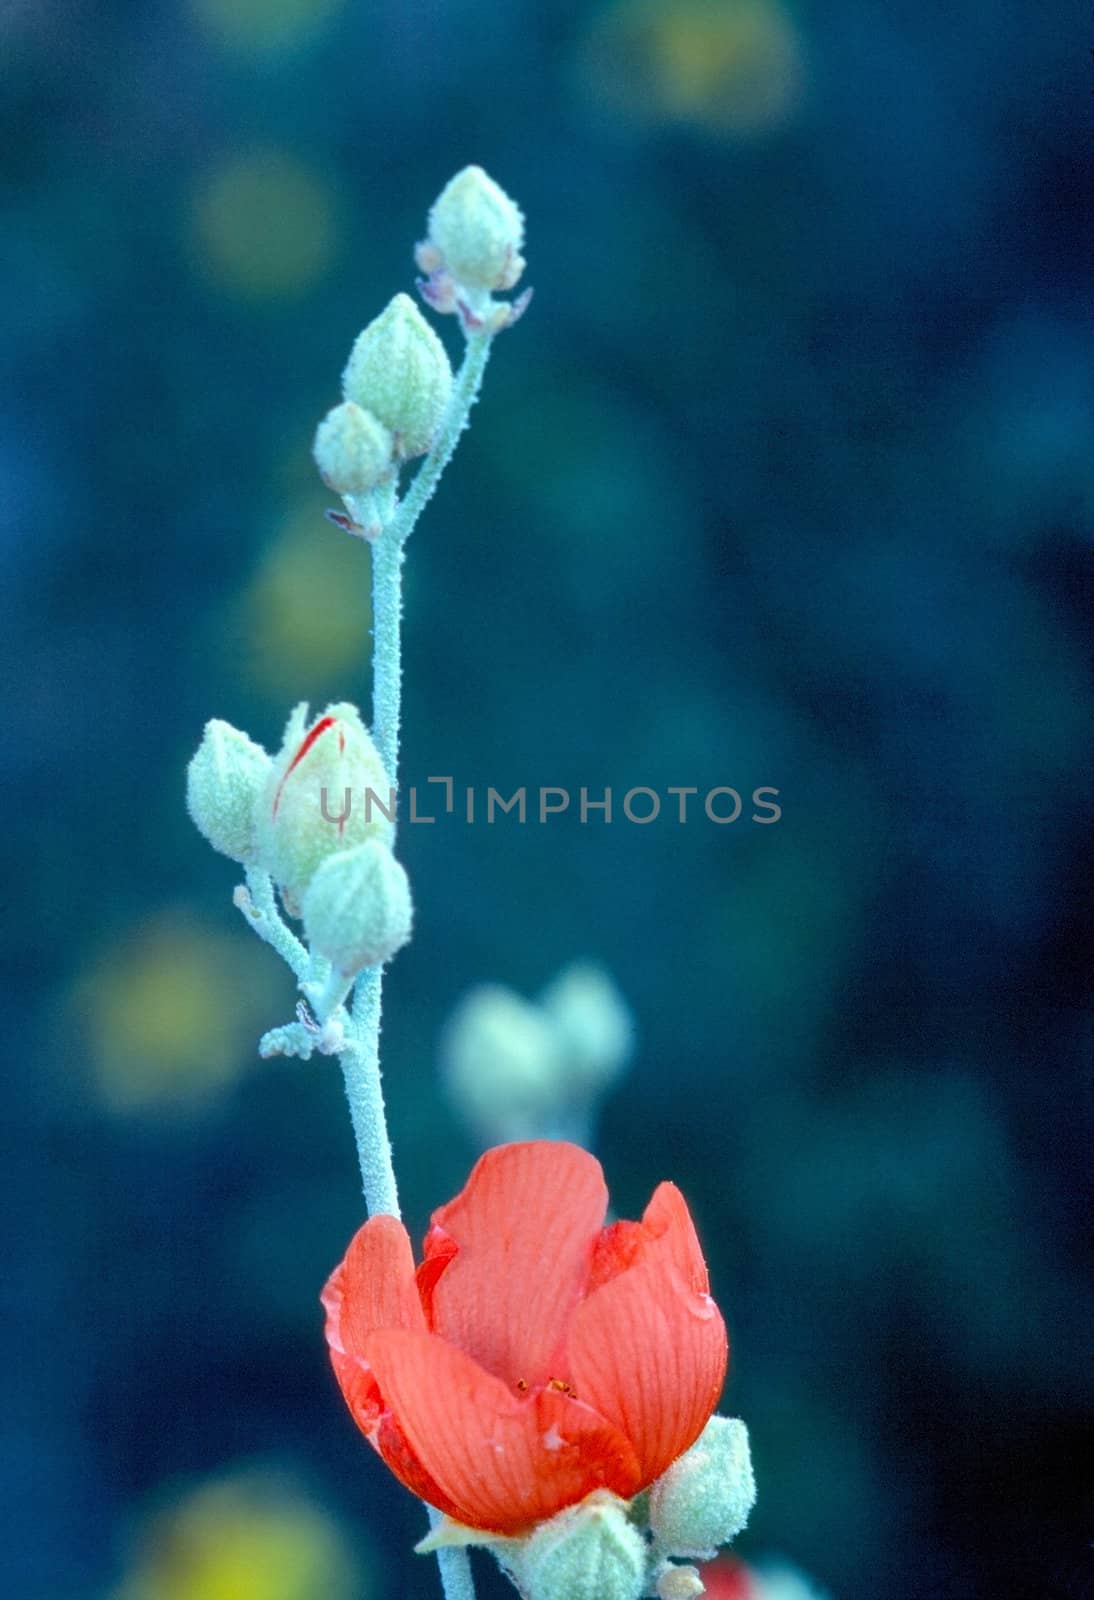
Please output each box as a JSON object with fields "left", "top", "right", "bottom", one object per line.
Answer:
{"left": 74, "top": 913, "right": 284, "bottom": 1111}
{"left": 2, "top": 1, "right": 1089, "bottom": 1598}
{"left": 112, "top": 1466, "right": 365, "bottom": 1600}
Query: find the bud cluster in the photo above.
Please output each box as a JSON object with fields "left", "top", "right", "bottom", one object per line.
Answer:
{"left": 313, "top": 164, "right": 529, "bottom": 535}
{"left": 313, "top": 290, "right": 454, "bottom": 515}
{"left": 419, "top": 1419, "right": 755, "bottom": 1600}
{"left": 186, "top": 702, "right": 412, "bottom": 979}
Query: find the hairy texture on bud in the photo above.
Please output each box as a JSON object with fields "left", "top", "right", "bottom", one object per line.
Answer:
{"left": 256, "top": 702, "right": 394, "bottom": 907}
{"left": 649, "top": 1417, "right": 756, "bottom": 1560}
{"left": 426, "top": 164, "right": 526, "bottom": 291}
{"left": 186, "top": 719, "right": 270, "bottom": 864}
{"left": 302, "top": 840, "right": 412, "bottom": 975}
{"left": 313, "top": 401, "right": 394, "bottom": 494}
{"left": 511, "top": 1493, "right": 647, "bottom": 1600}
{"left": 342, "top": 293, "right": 452, "bottom": 457}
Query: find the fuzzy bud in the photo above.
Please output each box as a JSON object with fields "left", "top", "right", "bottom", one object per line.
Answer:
{"left": 426, "top": 165, "right": 526, "bottom": 292}
{"left": 186, "top": 719, "right": 271, "bottom": 864}
{"left": 540, "top": 961, "right": 635, "bottom": 1097}
{"left": 512, "top": 1492, "right": 647, "bottom": 1600}
{"left": 313, "top": 401, "right": 394, "bottom": 494}
{"left": 256, "top": 702, "right": 394, "bottom": 907}
{"left": 302, "top": 840, "right": 412, "bottom": 975}
{"left": 441, "top": 985, "right": 564, "bottom": 1144}
{"left": 649, "top": 1417, "right": 756, "bottom": 1560}
{"left": 342, "top": 293, "right": 452, "bottom": 458}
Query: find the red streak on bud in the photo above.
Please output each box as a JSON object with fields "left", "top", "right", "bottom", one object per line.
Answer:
{"left": 272, "top": 715, "right": 338, "bottom": 818}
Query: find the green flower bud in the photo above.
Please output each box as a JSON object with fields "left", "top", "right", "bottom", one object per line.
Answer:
{"left": 441, "top": 985, "right": 563, "bottom": 1144}
{"left": 342, "top": 293, "right": 452, "bottom": 458}
{"left": 540, "top": 961, "right": 634, "bottom": 1098}
{"left": 648, "top": 1417, "right": 756, "bottom": 1560}
{"left": 426, "top": 164, "right": 526, "bottom": 292}
{"left": 186, "top": 719, "right": 271, "bottom": 864}
{"left": 301, "top": 840, "right": 412, "bottom": 975}
{"left": 256, "top": 702, "right": 394, "bottom": 907}
{"left": 313, "top": 401, "right": 394, "bottom": 494}
{"left": 512, "top": 1493, "right": 647, "bottom": 1600}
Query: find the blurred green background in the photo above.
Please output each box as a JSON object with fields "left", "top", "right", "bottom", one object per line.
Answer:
{"left": 2, "top": 2, "right": 1090, "bottom": 1597}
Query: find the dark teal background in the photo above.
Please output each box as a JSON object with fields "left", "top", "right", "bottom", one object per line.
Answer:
{"left": 2, "top": 3, "right": 1090, "bottom": 1598}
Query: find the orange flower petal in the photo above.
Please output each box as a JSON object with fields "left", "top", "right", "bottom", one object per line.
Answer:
{"left": 323, "top": 1213, "right": 426, "bottom": 1358}
{"left": 567, "top": 1182, "right": 728, "bottom": 1484}
{"left": 322, "top": 1214, "right": 427, "bottom": 1440}
{"left": 585, "top": 1219, "right": 647, "bottom": 1294}
{"left": 416, "top": 1233, "right": 458, "bottom": 1327}
{"left": 364, "top": 1328, "right": 642, "bottom": 1533}
{"left": 424, "top": 1142, "right": 608, "bottom": 1388}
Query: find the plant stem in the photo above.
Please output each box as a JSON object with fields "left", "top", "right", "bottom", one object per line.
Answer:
{"left": 369, "top": 525, "right": 404, "bottom": 793}
{"left": 340, "top": 966, "right": 399, "bottom": 1215}
{"left": 391, "top": 331, "right": 493, "bottom": 541}
{"left": 238, "top": 867, "right": 310, "bottom": 979}
{"left": 433, "top": 1542, "right": 479, "bottom": 1600}
{"left": 334, "top": 328, "right": 497, "bottom": 1600}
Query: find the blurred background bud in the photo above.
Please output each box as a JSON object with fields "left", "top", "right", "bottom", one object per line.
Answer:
{"left": 539, "top": 961, "right": 635, "bottom": 1100}
{"left": 440, "top": 961, "right": 635, "bottom": 1146}
{"left": 441, "top": 983, "right": 564, "bottom": 1144}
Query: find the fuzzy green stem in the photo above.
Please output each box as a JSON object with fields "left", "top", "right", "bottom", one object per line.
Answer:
{"left": 391, "top": 331, "right": 493, "bottom": 543}
{"left": 339, "top": 965, "right": 399, "bottom": 1216}
{"left": 335, "top": 328, "right": 496, "bottom": 1600}
{"left": 238, "top": 867, "right": 310, "bottom": 979}
{"left": 311, "top": 966, "right": 355, "bottom": 1027}
{"left": 369, "top": 527, "right": 405, "bottom": 793}
{"left": 433, "top": 1540, "right": 478, "bottom": 1600}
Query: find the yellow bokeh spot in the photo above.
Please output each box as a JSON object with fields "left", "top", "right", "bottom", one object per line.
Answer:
{"left": 191, "top": 0, "right": 346, "bottom": 56}
{"left": 76, "top": 913, "right": 284, "bottom": 1113}
{"left": 236, "top": 491, "right": 370, "bottom": 698}
{"left": 114, "top": 1471, "right": 362, "bottom": 1600}
{"left": 583, "top": 0, "right": 804, "bottom": 136}
{"left": 191, "top": 151, "right": 337, "bottom": 299}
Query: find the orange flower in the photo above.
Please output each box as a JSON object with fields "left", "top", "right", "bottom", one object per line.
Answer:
{"left": 322, "top": 1141, "right": 727, "bottom": 1535}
